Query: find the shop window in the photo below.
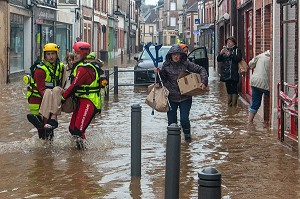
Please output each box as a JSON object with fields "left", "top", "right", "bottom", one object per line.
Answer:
{"left": 10, "top": 13, "right": 24, "bottom": 73}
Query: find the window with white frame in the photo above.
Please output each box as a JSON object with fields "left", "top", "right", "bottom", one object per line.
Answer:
{"left": 170, "top": 17, "right": 176, "bottom": 27}
{"left": 170, "top": 2, "right": 176, "bottom": 10}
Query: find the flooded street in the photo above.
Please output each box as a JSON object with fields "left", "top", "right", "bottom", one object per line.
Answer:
{"left": 0, "top": 65, "right": 300, "bottom": 199}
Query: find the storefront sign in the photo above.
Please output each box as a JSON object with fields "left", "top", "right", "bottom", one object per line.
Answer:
{"left": 34, "top": 7, "right": 56, "bottom": 21}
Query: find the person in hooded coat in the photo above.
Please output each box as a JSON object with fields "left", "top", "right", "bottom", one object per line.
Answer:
{"left": 155, "top": 44, "right": 208, "bottom": 141}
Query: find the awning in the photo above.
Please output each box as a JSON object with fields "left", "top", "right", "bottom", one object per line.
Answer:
{"left": 198, "top": 23, "right": 214, "bottom": 30}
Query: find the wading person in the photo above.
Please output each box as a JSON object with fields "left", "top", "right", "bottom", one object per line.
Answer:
{"left": 248, "top": 50, "right": 270, "bottom": 123}
{"left": 217, "top": 37, "right": 242, "bottom": 107}
{"left": 26, "top": 43, "right": 64, "bottom": 140}
{"left": 61, "top": 42, "right": 106, "bottom": 149}
{"left": 154, "top": 45, "right": 208, "bottom": 141}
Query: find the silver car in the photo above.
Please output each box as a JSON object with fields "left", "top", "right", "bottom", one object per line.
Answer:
{"left": 134, "top": 46, "right": 171, "bottom": 84}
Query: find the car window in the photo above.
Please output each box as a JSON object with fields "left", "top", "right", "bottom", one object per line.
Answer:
{"left": 140, "top": 48, "right": 155, "bottom": 60}
{"left": 140, "top": 47, "right": 171, "bottom": 61}
{"left": 189, "top": 48, "right": 207, "bottom": 59}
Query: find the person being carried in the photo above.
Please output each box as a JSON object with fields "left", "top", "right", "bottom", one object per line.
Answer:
{"left": 154, "top": 44, "right": 208, "bottom": 141}
{"left": 26, "top": 43, "right": 64, "bottom": 140}
{"left": 248, "top": 50, "right": 270, "bottom": 123}
{"left": 37, "top": 53, "right": 76, "bottom": 130}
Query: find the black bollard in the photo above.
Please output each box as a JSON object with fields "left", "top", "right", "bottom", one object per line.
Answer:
{"left": 114, "top": 66, "right": 118, "bottom": 95}
{"left": 165, "top": 123, "right": 181, "bottom": 199}
{"left": 131, "top": 104, "right": 141, "bottom": 177}
{"left": 104, "top": 69, "right": 109, "bottom": 100}
{"left": 198, "top": 167, "right": 221, "bottom": 199}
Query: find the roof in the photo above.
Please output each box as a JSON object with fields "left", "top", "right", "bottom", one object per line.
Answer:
{"left": 186, "top": 2, "right": 198, "bottom": 13}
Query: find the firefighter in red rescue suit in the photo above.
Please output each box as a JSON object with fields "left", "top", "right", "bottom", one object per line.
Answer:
{"left": 26, "top": 43, "right": 64, "bottom": 140}
{"left": 62, "top": 42, "right": 106, "bottom": 149}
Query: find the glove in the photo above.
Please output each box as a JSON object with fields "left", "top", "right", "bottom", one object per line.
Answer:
{"left": 61, "top": 96, "right": 66, "bottom": 104}
{"left": 100, "top": 77, "right": 108, "bottom": 88}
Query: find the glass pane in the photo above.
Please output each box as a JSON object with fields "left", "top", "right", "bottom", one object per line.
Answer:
{"left": 10, "top": 13, "right": 24, "bottom": 73}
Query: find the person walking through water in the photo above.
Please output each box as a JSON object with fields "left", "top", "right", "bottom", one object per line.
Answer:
{"left": 217, "top": 37, "right": 242, "bottom": 107}
{"left": 61, "top": 42, "right": 106, "bottom": 149}
{"left": 26, "top": 43, "right": 64, "bottom": 140}
{"left": 248, "top": 50, "right": 270, "bottom": 123}
{"left": 154, "top": 45, "right": 208, "bottom": 141}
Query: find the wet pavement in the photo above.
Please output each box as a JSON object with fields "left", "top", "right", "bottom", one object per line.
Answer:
{"left": 0, "top": 56, "right": 300, "bottom": 198}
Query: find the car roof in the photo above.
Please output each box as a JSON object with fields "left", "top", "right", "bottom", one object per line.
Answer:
{"left": 147, "top": 45, "right": 171, "bottom": 48}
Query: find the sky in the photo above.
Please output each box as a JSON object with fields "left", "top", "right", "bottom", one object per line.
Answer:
{"left": 145, "top": 0, "right": 158, "bottom": 5}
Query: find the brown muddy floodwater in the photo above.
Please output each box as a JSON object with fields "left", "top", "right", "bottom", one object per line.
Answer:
{"left": 0, "top": 67, "right": 299, "bottom": 199}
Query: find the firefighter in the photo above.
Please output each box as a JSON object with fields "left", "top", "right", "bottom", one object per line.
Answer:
{"left": 26, "top": 43, "right": 64, "bottom": 140}
{"left": 61, "top": 42, "right": 106, "bottom": 149}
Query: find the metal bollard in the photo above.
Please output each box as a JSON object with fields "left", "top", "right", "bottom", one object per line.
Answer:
{"left": 104, "top": 69, "right": 109, "bottom": 100}
{"left": 165, "top": 123, "right": 181, "bottom": 199}
{"left": 131, "top": 104, "right": 142, "bottom": 177}
{"left": 198, "top": 167, "right": 221, "bottom": 199}
{"left": 113, "top": 66, "right": 118, "bottom": 95}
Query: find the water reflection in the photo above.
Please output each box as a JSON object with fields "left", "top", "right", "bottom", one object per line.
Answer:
{"left": 26, "top": 149, "right": 106, "bottom": 198}
{"left": 130, "top": 177, "right": 142, "bottom": 199}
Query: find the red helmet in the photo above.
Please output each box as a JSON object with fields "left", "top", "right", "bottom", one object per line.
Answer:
{"left": 73, "top": 42, "right": 91, "bottom": 58}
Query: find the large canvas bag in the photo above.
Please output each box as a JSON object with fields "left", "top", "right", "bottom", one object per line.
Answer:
{"left": 145, "top": 84, "right": 170, "bottom": 112}
{"left": 238, "top": 58, "right": 248, "bottom": 74}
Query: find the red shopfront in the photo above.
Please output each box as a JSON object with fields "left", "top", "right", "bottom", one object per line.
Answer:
{"left": 237, "top": 0, "right": 253, "bottom": 103}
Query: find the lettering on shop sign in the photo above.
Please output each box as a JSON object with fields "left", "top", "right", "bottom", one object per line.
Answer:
{"left": 35, "top": 8, "right": 56, "bottom": 20}
{"left": 38, "top": 11, "right": 55, "bottom": 20}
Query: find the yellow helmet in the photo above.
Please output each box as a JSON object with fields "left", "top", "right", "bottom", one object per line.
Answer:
{"left": 43, "top": 43, "right": 59, "bottom": 53}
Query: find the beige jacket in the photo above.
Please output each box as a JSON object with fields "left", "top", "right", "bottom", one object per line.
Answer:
{"left": 249, "top": 50, "right": 270, "bottom": 91}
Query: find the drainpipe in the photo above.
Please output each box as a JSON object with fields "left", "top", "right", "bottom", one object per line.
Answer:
{"left": 128, "top": 0, "right": 131, "bottom": 61}
{"left": 297, "top": 0, "right": 300, "bottom": 157}
{"left": 92, "top": 0, "right": 95, "bottom": 51}
{"left": 79, "top": 0, "right": 82, "bottom": 39}
{"left": 6, "top": 0, "right": 9, "bottom": 83}
{"left": 231, "top": 0, "right": 237, "bottom": 37}
{"left": 213, "top": 0, "right": 216, "bottom": 69}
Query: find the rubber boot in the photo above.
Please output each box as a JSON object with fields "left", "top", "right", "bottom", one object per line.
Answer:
{"left": 232, "top": 94, "right": 238, "bottom": 107}
{"left": 183, "top": 128, "right": 191, "bottom": 141}
{"left": 227, "top": 94, "right": 233, "bottom": 107}
{"left": 248, "top": 112, "right": 256, "bottom": 123}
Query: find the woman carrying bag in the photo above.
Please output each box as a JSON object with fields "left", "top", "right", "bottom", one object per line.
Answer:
{"left": 154, "top": 45, "right": 208, "bottom": 141}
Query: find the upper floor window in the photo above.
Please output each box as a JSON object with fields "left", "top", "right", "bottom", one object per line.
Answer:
{"left": 9, "top": 0, "right": 26, "bottom": 7}
{"left": 59, "top": 0, "right": 77, "bottom": 4}
{"left": 37, "top": 0, "right": 57, "bottom": 7}
{"left": 170, "top": 2, "right": 176, "bottom": 10}
{"left": 170, "top": 17, "right": 176, "bottom": 27}
{"left": 149, "top": 26, "right": 153, "bottom": 33}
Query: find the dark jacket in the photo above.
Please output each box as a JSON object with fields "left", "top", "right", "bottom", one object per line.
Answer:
{"left": 159, "top": 45, "right": 208, "bottom": 102}
{"left": 217, "top": 46, "right": 242, "bottom": 82}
